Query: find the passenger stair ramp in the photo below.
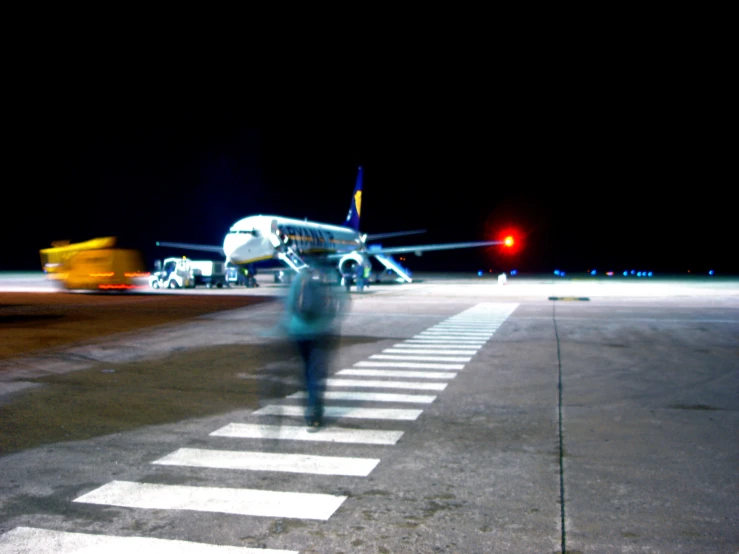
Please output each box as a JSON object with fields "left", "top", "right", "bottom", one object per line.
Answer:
{"left": 278, "top": 246, "right": 309, "bottom": 272}
{"left": 371, "top": 249, "right": 413, "bottom": 283}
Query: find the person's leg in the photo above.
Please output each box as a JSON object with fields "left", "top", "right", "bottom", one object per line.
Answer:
{"left": 297, "top": 339, "right": 324, "bottom": 426}
{"left": 308, "top": 339, "right": 327, "bottom": 425}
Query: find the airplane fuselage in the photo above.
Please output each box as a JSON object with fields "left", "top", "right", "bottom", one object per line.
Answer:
{"left": 223, "top": 215, "right": 362, "bottom": 265}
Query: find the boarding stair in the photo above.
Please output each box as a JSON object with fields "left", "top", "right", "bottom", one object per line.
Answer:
{"left": 372, "top": 253, "right": 413, "bottom": 282}
{"left": 278, "top": 246, "right": 309, "bottom": 272}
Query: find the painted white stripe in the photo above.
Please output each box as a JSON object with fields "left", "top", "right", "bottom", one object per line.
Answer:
{"left": 210, "top": 423, "right": 404, "bottom": 445}
{"left": 436, "top": 319, "right": 503, "bottom": 329}
{"left": 338, "top": 369, "right": 457, "bottom": 379}
{"left": 405, "top": 339, "right": 485, "bottom": 346}
{"left": 327, "top": 378, "right": 447, "bottom": 390}
{"left": 0, "top": 526, "right": 298, "bottom": 554}
{"left": 288, "top": 391, "right": 436, "bottom": 404}
{"left": 431, "top": 327, "right": 498, "bottom": 332}
{"left": 152, "top": 448, "right": 380, "bottom": 477}
{"left": 419, "top": 331, "right": 492, "bottom": 337}
{"left": 370, "top": 354, "right": 471, "bottom": 362}
{"left": 434, "top": 320, "right": 503, "bottom": 329}
{"left": 393, "top": 343, "right": 480, "bottom": 350}
{"left": 425, "top": 326, "right": 494, "bottom": 330}
{"left": 413, "top": 334, "right": 489, "bottom": 341}
{"left": 383, "top": 348, "right": 477, "bottom": 356}
{"left": 253, "top": 404, "right": 423, "bottom": 420}
{"left": 355, "top": 361, "right": 465, "bottom": 370}
{"left": 74, "top": 480, "right": 346, "bottom": 520}
{"left": 444, "top": 322, "right": 503, "bottom": 326}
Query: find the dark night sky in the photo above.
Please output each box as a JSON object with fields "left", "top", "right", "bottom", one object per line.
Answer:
{"left": 5, "top": 33, "right": 734, "bottom": 276}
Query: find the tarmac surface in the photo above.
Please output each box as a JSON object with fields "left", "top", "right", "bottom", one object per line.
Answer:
{"left": 0, "top": 271, "right": 737, "bottom": 553}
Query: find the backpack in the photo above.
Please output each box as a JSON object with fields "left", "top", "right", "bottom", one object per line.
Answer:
{"left": 294, "top": 272, "right": 332, "bottom": 321}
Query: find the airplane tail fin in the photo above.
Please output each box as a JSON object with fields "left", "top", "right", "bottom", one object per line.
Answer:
{"left": 344, "top": 166, "right": 363, "bottom": 231}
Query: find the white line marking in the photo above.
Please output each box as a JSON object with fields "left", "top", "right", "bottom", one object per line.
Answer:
{"left": 253, "top": 404, "right": 423, "bottom": 420}
{"left": 210, "top": 423, "right": 404, "bottom": 445}
{"left": 0, "top": 526, "right": 298, "bottom": 554}
{"left": 392, "top": 343, "right": 480, "bottom": 350}
{"left": 419, "top": 331, "right": 493, "bottom": 337}
{"left": 338, "top": 369, "right": 457, "bottom": 379}
{"left": 425, "top": 326, "right": 495, "bottom": 330}
{"left": 74, "top": 480, "right": 346, "bottom": 520}
{"left": 432, "top": 320, "right": 502, "bottom": 329}
{"left": 288, "top": 390, "right": 436, "bottom": 404}
{"left": 405, "top": 339, "right": 485, "bottom": 346}
{"left": 327, "top": 378, "right": 447, "bottom": 390}
{"left": 413, "top": 334, "right": 490, "bottom": 341}
{"left": 383, "top": 348, "right": 477, "bottom": 356}
{"left": 355, "top": 361, "right": 465, "bottom": 370}
{"left": 432, "top": 324, "right": 500, "bottom": 329}
{"left": 153, "top": 448, "right": 380, "bottom": 477}
{"left": 370, "top": 354, "right": 472, "bottom": 362}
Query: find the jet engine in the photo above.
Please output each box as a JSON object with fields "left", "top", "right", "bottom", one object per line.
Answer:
{"left": 338, "top": 252, "right": 370, "bottom": 278}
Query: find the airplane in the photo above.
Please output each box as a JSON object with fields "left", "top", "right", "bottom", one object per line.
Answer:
{"left": 156, "top": 167, "right": 513, "bottom": 286}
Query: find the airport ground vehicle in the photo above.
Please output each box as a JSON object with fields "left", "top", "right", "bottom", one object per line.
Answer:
{"left": 39, "top": 237, "right": 149, "bottom": 291}
{"left": 226, "top": 263, "right": 259, "bottom": 287}
{"left": 149, "top": 257, "right": 228, "bottom": 289}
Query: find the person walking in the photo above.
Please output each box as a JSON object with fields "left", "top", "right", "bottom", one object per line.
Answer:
{"left": 283, "top": 266, "right": 346, "bottom": 431}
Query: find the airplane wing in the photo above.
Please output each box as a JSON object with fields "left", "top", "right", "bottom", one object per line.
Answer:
{"left": 156, "top": 241, "right": 225, "bottom": 256}
{"left": 365, "top": 229, "right": 427, "bottom": 241}
{"left": 367, "top": 240, "right": 505, "bottom": 256}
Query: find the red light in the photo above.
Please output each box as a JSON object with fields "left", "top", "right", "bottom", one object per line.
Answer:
{"left": 504, "top": 236, "right": 514, "bottom": 248}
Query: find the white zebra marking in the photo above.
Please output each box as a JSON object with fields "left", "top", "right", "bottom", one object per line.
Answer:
{"left": 337, "top": 369, "right": 457, "bottom": 379}
{"left": 355, "top": 361, "right": 465, "bottom": 370}
{"left": 210, "top": 423, "right": 404, "bottom": 445}
{"left": 370, "top": 354, "right": 472, "bottom": 362}
{"left": 288, "top": 390, "right": 436, "bottom": 404}
{"left": 254, "top": 404, "right": 423, "bottom": 420}
{"left": 392, "top": 343, "right": 480, "bottom": 350}
{"left": 0, "top": 526, "right": 298, "bottom": 554}
{"left": 152, "top": 448, "right": 380, "bottom": 477}
{"left": 383, "top": 348, "right": 477, "bottom": 356}
{"left": 74, "top": 481, "right": 346, "bottom": 520}
{"left": 327, "top": 378, "right": 447, "bottom": 390}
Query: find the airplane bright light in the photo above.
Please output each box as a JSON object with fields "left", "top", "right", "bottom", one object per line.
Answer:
{"left": 504, "top": 236, "right": 514, "bottom": 247}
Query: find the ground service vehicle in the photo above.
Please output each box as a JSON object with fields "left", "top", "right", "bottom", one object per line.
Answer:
{"left": 189, "top": 260, "right": 228, "bottom": 288}
{"left": 226, "top": 263, "right": 259, "bottom": 287}
{"left": 149, "top": 257, "right": 228, "bottom": 289}
{"left": 39, "top": 237, "right": 149, "bottom": 291}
